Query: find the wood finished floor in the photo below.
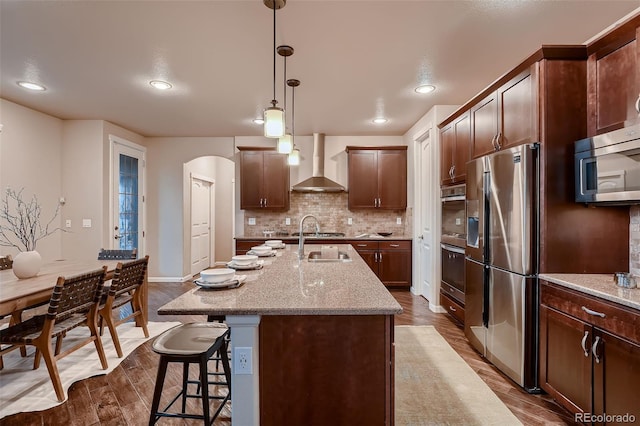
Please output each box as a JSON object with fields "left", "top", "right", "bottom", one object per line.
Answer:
{"left": 1, "top": 283, "right": 576, "bottom": 426}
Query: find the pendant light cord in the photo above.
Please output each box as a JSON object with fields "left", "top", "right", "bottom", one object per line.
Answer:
{"left": 291, "top": 84, "right": 295, "bottom": 143}
{"left": 272, "top": 4, "right": 277, "bottom": 104}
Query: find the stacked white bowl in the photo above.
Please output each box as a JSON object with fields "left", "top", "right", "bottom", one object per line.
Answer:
{"left": 265, "top": 240, "right": 283, "bottom": 248}
{"left": 251, "top": 245, "right": 273, "bottom": 256}
{"left": 231, "top": 254, "right": 258, "bottom": 266}
{"left": 199, "top": 268, "right": 235, "bottom": 283}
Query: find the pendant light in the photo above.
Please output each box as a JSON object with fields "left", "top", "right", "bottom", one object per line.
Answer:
{"left": 277, "top": 45, "right": 294, "bottom": 154}
{"left": 263, "top": 0, "right": 286, "bottom": 138}
{"left": 287, "top": 78, "right": 301, "bottom": 166}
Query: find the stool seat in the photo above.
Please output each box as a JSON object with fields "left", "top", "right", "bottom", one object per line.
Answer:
{"left": 149, "top": 322, "right": 231, "bottom": 425}
{"left": 153, "top": 323, "right": 228, "bottom": 355}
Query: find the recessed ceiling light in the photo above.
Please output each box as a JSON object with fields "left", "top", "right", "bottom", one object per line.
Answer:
{"left": 17, "top": 81, "right": 46, "bottom": 91}
{"left": 415, "top": 84, "right": 436, "bottom": 94}
{"left": 253, "top": 118, "right": 265, "bottom": 125}
{"left": 149, "top": 80, "right": 172, "bottom": 90}
{"left": 372, "top": 118, "right": 388, "bottom": 124}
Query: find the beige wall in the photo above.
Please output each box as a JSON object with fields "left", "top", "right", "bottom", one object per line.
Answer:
{"left": 0, "top": 99, "right": 64, "bottom": 260}
{"left": 145, "top": 137, "right": 234, "bottom": 280}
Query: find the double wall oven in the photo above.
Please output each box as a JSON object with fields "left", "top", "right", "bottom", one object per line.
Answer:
{"left": 441, "top": 184, "right": 466, "bottom": 306}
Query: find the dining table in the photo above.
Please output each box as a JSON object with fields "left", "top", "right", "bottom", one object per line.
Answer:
{"left": 0, "top": 259, "right": 147, "bottom": 326}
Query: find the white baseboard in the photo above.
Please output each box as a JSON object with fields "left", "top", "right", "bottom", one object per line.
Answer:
{"left": 148, "top": 275, "right": 191, "bottom": 283}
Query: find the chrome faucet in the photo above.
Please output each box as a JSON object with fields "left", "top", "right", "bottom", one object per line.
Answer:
{"left": 298, "top": 214, "right": 320, "bottom": 259}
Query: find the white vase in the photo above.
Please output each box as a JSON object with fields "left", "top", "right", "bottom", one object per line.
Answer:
{"left": 13, "top": 250, "right": 42, "bottom": 279}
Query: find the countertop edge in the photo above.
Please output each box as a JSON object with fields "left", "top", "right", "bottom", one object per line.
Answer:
{"left": 539, "top": 273, "right": 640, "bottom": 311}
{"left": 158, "top": 308, "right": 403, "bottom": 316}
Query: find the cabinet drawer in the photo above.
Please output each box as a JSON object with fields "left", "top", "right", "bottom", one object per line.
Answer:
{"left": 541, "top": 282, "right": 640, "bottom": 345}
{"left": 349, "top": 241, "right": 378, "bottom": 250}
{"left": 379, "top": 240, "right": 411, "bottom": 250}
{"left": 441, "top": 281, "right": 465, "bottom": 305}
{"left": 440, "top": 292, "right": 465, "bottom": 325}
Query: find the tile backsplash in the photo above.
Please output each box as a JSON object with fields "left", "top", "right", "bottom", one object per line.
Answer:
{"left": 243, "top": 192, "right": 411, "bottom": 238}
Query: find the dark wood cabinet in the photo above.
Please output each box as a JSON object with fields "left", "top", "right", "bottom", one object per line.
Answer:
{"left": 539, "top": 281, "right": 640, "bottom": 422}
{"left": 587, "top": 15, "right": 640, "bottom": 135}
{"left": 439, "top": 46, "right": 630, "bottom": 275}
{"left": 349, "top": 240, "right": 411, "bottom": 288}
{"left": 238, "top": 147, "right": 289, "bottom": 210}
{"left": 346, "top": 146, "right": 407, "bottom": 210}
{"left": 440, "top": 113, "right": 470, "bottom": 185}
{"left": 470, "top": 66, "right": 538, "bottom": 159}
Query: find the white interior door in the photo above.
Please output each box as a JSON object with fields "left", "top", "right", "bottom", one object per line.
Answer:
{"left": 419, "top": 130, "right": 436, "bottom": 303}
{"left": 111, "top": 137, "right": 145, "bottom": 255}
{"left": 190, "top": 175, "right": 215, "bottom": 275}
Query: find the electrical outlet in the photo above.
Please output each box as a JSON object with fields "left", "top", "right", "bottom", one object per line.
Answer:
{"left": 285, "top": 217, "right": 291, "bottom": 226}
{"left": 234, "top": 347, "right": 253, "bottom": 375}
{"left": 248, "top": 217, "right": 256, "bottom": 226}
{"left": 65, "top": 219, "right": 72, "bottom": 228}
{"left": 347, "top": 217, "right": 353, "bottom": 225}
{"left": 455, "top": 218, "right": 462, "bottom": 226}
{"left": 396, "top": 217, "right": 402, "bottom": 225}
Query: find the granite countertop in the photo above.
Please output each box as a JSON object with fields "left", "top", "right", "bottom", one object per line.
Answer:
{"left": 235, "top": 235, "right": 412, "bottom": 241}
{"left": 540, "top": 273, "right": 640, "bottom": 311}
{"left": 158, "top": 244, "right": 403, "bottom": 316}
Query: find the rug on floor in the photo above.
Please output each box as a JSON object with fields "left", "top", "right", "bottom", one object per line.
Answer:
{"left": 0, "top": 321, "right": 180, "bottom": 419}
{"left": 395, "top": 325, "right": 523, "bottom": 425}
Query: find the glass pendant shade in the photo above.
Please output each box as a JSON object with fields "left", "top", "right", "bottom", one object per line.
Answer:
{"left": 288, "top": 147, "right": 300, "bottom": 165}
{"left": 264, "top": 106, "right": 285, "bottom": 138}
{"left": 278, "top": 133, "right": 293, "bottom": 154}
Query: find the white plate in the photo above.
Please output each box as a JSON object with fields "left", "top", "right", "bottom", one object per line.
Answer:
{"left": 226, "top": 260, "right": 264, "bottom": 270}
{"left": 247, "top": 250, "right": 276, "bottom": 257}
{"left": 195, "top": 275, "right": 246, "bottom": 289}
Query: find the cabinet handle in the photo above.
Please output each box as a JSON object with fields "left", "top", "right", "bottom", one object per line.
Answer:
{"left": 581, "top": 306, "right": 606, "bottom": 318}
{"left": 263, "top": 198, "right": 267, "bottom": 207}
{"left": 449, "top": 287, "right": 455, "bottom": 293}
{"left": 379, "top": 252, "right": 382, "bottom": 262}
{"left": 449, "top": 305, "right": 457, "bottom": 312}
{"left": 390, "top": 244, "right": 400, "bottom": 247}
{"left": 377, "top": 198, "right": 381, "bottom": 207}
{"left": 449, "top": 166, "right": 454, "bottom": 180}
{"left": 581, "top": 330, "right": 590, "bottom": 357}
{"left": 495, "top": 132, "right": 502, "bottom": 150}
{"left": 591, "top": 336, "right": 601, "bottom": 364}
{"left": 636, "top": 93, "right": 640, "bottom": 114}
{"left": 356, "top": 244, "right": 368, "bottom": 247}
{"left": 491, "top": 135, "right": 498, "bottom": 150}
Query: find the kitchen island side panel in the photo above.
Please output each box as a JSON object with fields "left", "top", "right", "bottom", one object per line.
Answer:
{"left": 259, "top": 314, "right": 394, "bottom": 426}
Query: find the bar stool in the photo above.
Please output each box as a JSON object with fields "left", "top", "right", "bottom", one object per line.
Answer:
{"left": 149, "top": 322, "right": 231, "bottom": 425}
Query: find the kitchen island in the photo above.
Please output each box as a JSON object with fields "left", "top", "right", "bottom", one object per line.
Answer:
{"left": 158, "top": 244, "right": 402, "bottom": 425}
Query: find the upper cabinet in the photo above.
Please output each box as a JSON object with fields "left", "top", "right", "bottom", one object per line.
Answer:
{"left": 346, "top": 146, "right": 407, "bottom": 210}
{"left": 587, "top": 16, "right": 640, "bottom": 135}
{"left": 470, "top": 66, "right": 538, "bottom": 159}
{"left": 238, "top": 147, "right": 290, "bottom": 210}
{"left": 440, "top": 112, "right": 470, "bottom": 186}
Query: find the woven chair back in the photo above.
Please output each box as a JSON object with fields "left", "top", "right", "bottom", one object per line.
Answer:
{"left": 97, "top": 248, "right": 137, "bottom": 260}
{"left": 47, "top": 268, "right": 107, "bottom": 321}
{"left": 108, "top": 256, "right": 149, "bottom": 297}
{"left": 0, "top": 255, "right": 12, "bottom": 270}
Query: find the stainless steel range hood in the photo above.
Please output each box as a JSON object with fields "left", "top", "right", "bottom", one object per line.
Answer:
{"left": 291, "top": 133, "right": 345, "bottom": 192}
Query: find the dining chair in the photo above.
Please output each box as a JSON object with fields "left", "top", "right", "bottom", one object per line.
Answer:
{"left": 0, "top": 255, "right": 12, "bottom": 270}
{"left": 98, "top": 256, "right": 149, "bottom": 358}
{"left": 97, "top": 248, "right": 137, "bottom": 260}
{"left": 0, "top": 267, "right": 109, "bottom": 402}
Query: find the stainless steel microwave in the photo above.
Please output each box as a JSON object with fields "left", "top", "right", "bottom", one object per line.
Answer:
{"left": 575, "top": 123, "right": 640, "bottom": 204}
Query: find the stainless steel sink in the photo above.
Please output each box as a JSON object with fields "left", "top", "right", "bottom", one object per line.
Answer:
{"left": 307, "top": 251, "right": 352, "bottom": 262}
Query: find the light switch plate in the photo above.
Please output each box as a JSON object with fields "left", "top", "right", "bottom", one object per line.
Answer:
{"left": 396, "top": 217, "right": 402, "bottom": 225}
{"left": 248, "top": 218, "right": 256, "bottom": 225}
{"left": 82, "top": 219, "right": 92, "bottom": 228}
{"left": 65, "top": 219, "right": 72, "bottom": 228}
{"left": 285, "top": 217, "right": 291, "bottom": 225}
{"left": 347, "top": 217, "right": 353, "bottom": 225}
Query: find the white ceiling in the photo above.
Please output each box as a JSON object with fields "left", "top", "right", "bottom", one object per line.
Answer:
{"left": 1, "top": 1, "right": 639, "bottom": 138}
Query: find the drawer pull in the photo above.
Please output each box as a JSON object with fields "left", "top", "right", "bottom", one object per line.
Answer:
{"left": 581, "top": 306, "right": 606, "bottom": 318}
{"left": 390, "top": 244, "right": 400, "bottom": 248}
{"left": 449, "top": 287, "right": 455, "bottom": 293}
{"left": 581, "top": 331, "right": 590, "bottom": 357}
{"left": 449, "top": 305, "right": 457, "bottom": 312}
{"left": 356, "top": 244, "right": 368, "bottom": 247}
{"left": 592, "top": 336, "right": 601, "bottom": 364}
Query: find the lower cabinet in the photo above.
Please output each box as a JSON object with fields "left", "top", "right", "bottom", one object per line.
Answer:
{"left": 539, "top": 281, "right": 640, "bottom": 423}
{"left": 349, "top": 240, "right": 412, "bottom": 289}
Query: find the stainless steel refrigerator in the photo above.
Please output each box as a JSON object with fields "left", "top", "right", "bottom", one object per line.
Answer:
{"left": 465, "top": 143, "right": 540, "bottom": 393}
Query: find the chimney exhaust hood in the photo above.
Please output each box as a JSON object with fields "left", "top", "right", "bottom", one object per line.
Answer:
{"left": 291, "top": 133, "right": 345, "bottom": 193}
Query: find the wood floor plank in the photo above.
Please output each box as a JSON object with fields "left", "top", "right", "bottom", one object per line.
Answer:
{"left": 0, "top": 284, "right": 573, "bottom": 425}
